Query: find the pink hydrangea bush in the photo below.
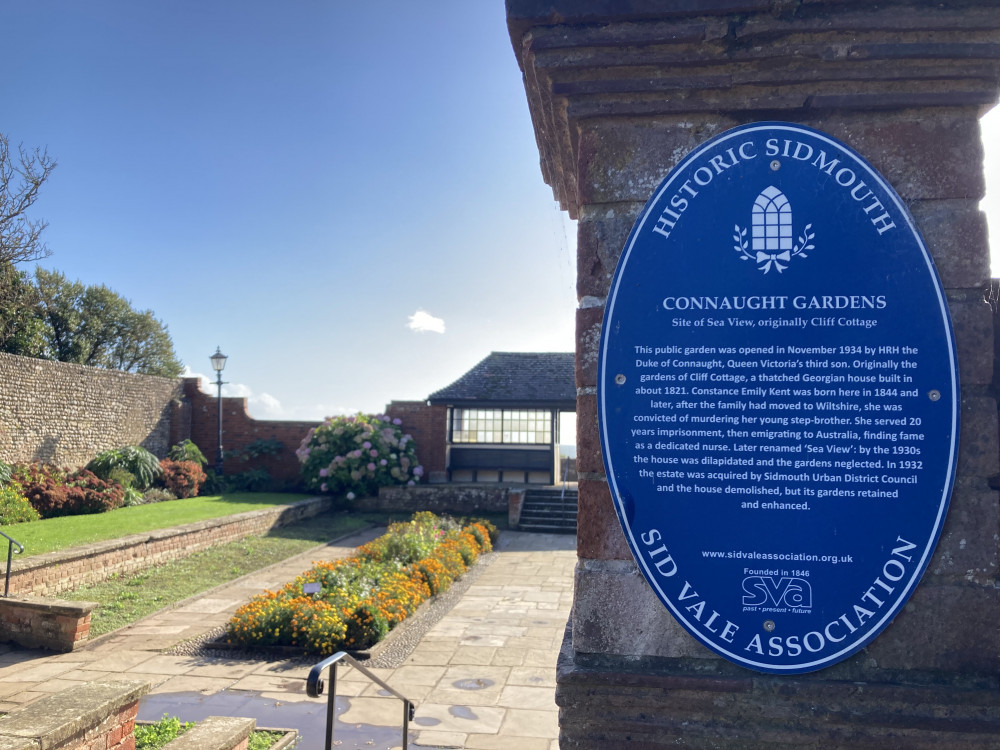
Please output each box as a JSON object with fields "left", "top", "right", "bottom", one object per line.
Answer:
{"left": 296, "top": 414, "right": 423, "bottom": 498}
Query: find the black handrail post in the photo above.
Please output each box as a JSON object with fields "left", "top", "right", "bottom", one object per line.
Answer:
{"left": 4, "top": 538, "right": 12, "bottom": 597}
{"left": 325, "top": 661, "right": 337, "bottom": 750}
{"left": 1, "top": 530, "right": 24, "bottom": 597}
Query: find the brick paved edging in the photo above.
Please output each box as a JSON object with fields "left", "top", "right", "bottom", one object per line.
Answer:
{"left": 8, "top": 496, "right": 334, "bottom": 597}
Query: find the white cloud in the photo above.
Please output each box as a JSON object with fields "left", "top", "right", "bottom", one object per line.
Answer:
{"left": 182, "top": 366, "right": 284, "bottom": 419}
{"left": 407, "top": 309, "right": 446, "bottom": 334}
{"left": 251, "top": 392, "right": 284, "bottom": 418}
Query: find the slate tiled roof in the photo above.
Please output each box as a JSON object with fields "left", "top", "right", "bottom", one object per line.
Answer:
{"left": 428, "top": 352, "right": 575, "bottom": 408}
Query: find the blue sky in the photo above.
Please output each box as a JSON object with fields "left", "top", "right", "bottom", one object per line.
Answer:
{"left": 4, "top": 3, "right": 999, "bottom": 423}
{"left": 3, "top": 1, "right": 577, "bottom": 420}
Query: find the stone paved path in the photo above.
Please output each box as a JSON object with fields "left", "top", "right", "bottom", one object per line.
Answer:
{"left": 0, "top": 528, "right": 575, "bottom": 749}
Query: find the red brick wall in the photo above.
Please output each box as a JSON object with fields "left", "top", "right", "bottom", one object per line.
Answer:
{"left": 183, "top": 378, "right": 318, "bottom": 482}
{"left": 182, "top": 383, "right": 448, "bottom": 486}
{"left": 384, "top": 400, "right": 448, "bottom": 480}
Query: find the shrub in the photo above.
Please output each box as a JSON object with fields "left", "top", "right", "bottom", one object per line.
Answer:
{"left": 159, "top": 460, "right": 206, "bottom": 499}
{"left": 451, "top": 531, "right": 481, "bottom": 566}
{"left": 168, "top": 439, "right": 207, "bottom": 466}
{"left": 469, "top": 517, "right": 500, "bottom": 546}
{"left": 226, "top": 468, "right": 273, "bottom": 493}
{"left": 357, "top": 513, "right": 443, "bottom": 565}
{"left": 200, "top": 469, "right": 225, "bottom": 496}
{"left": 142, "top": 487, "right": 176, "bottom": 504}
{"left": 122, "top": 487, "right": 144, "bottom": 506}
{"left": 0, "top": 461, "right": 11, "bottom": 488}
{"left": 11, "top": 462, "right": 66, "bottom": 487}
{"left": 413, "top": 557, "right": 453, "bottom": 595}
{"left": 466, "top": 522, "right": 493, "bottom": 553}
{"left": 20, "top": 469, "right": 124, "bottom": 518}
{"left": 296, "top": 414, "right": 422, "bottom": 498}
{"left": 0, "top": 486, "right": 40, "bottom": 524}
{"left": 87, "top": 446, "right": 162, "bottom": 490}
{"left": 106, "top": 467, "right": 135, "bottom": 489}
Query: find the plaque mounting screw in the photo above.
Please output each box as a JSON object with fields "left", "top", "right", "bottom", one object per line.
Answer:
{"left": 763, "top": 620, "right": 776, "bottom": 632}
{"left": 770, "top": 160, "right": 781, "bottom": 171}
{"left": 615, "top": 374, "right": 626, "bottom": 385}
{"left": 928, "top": 389, "right": 941, "bottom": 401}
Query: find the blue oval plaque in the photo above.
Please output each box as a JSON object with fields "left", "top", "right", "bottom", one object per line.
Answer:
{"left": 598, "top": 122, "right": 958, "bottom": 674}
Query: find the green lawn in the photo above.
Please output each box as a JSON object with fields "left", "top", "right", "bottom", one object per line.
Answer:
{"left": 63, "top": 511, "right": 382, "bottom": 636}
{"left": 3, "top": 493, "right": 314, "bottom": 558}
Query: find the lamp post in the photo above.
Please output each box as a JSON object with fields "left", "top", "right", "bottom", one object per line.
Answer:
{"left": 210, "top": 347, "right": 228, "bottom": 476}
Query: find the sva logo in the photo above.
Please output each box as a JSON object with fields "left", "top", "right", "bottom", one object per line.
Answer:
{"left": 742, "top": 576, "right": 812, "bottom": 609}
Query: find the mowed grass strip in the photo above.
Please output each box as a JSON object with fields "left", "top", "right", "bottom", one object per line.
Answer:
{"left": 62, "top": 510, "right": 390, "bottom": 637}
{"left": 5, "top": 493, "right": 314, "bottom": 558}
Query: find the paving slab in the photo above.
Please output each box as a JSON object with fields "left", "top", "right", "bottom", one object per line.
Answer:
{"left": 0, "top": 528, "right": 576, "bottom": 749}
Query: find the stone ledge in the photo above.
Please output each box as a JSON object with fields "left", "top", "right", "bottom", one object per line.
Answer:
{"left": 162, "top": 716, "right": 254, "bottom": 750}
{"left": 0, "top": 679, "right": 149, "bottom": 748}
{"left": 367, "top": 485, "right": 510, "bottom": 514}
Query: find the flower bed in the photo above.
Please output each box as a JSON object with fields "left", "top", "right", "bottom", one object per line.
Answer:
{"left": 226, "top": 511, "right": 497, "bottom": 654}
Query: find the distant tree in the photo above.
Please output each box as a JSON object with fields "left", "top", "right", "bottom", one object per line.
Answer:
{"left": 0, "top": 261, "right": 46, "bottom": 356}
{"left": 0, "top": 133, "right": 56, "bottom": 266}
{"left": 34, "top": 269, "right": 183, "bottom": 377}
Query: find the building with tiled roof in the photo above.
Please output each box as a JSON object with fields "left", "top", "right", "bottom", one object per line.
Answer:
{"left": 425, "top": 352, "right": 575, "bottom": 484}
{"left": 428, "top": 352, "right": 575, "bottom": 408}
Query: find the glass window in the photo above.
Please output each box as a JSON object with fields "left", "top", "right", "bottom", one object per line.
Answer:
{"left": 452, "top": 408, "right": 552, "bottom": 444}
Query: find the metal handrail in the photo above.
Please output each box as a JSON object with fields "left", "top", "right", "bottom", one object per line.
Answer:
{"left": 0, "top": 530, "right": 23, "bottom": 597}
{"left": 307, "top": 651, "right": 414, "bottom": 750}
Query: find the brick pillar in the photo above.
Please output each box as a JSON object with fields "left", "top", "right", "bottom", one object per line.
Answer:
{"left": 508, "top": 2, "right": 1000, "bottom": 746}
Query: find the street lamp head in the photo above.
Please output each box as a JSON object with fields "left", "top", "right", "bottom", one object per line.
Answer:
{"left": 210, "top": 347, "right": 228, "bottom": 373}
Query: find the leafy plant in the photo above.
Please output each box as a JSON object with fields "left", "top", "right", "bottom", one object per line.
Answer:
{"left": 122, "top": 487, "right": 144, "bottom": 507}
{"left": 296, "top": 414, "right": 422, "bottom": 497}
{"left": 159, "top": 459, "right": 206, "bottom": 499}
{"left": 225, "top": 468, "right": 273, "bottom": 493}
{"left": 0, "top": 486, "right": 40, "bottom": 524}
{"left": 87, "top": 446, "right": 162, "bottom": 490}
{"left": 134, "top": 714, "right": 193, "bottom": 750}
{"left": 105, "top": 467, "right": 135, "bottom": 489}
{"left": 248, "top": 730, "right": 285, "bottom": 750}
{"left": 141, "top": 487, "right": 176, "bottom": 504}
{"left": 227, "top": 438, "right": 283, "bottom": 462}
{"left": 168, "top": 439, "right": 207, "bottom": 466}
{"left": 20, "top": 469, "right": 124, "bottom": 518}
{"left": 0, "top": 460, "right": 11, "bottom": 488}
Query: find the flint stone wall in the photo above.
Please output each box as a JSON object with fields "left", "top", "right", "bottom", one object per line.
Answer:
{"left": 508, "top": 0, "right": 1000, "bottom": 746}
{"left": 0, "top": 352, "right": 181, "bottom": 467}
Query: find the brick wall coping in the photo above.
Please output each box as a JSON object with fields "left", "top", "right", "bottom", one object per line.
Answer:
{"left": 1, "top": 597, "right": 96, "bottom": 617}
{"left": 11, "top": 496, "right": 329, "bottom": 590}
{"left": 0, "top": 597, "right": 98, "bottom": 652}
{"left": 0, "top": 679, "right": 149, "bottom": 747}
{"left": 162, "top": 716, "right": 255, "bottom": 750}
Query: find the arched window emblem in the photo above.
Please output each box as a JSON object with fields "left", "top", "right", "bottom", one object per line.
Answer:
{"left": 734, "top": 186, "right": 816, "bottom": 273}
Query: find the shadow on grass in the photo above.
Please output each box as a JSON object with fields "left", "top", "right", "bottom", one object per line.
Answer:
{"left": 260, "top": 508, "right": 509, "bottom": 546}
